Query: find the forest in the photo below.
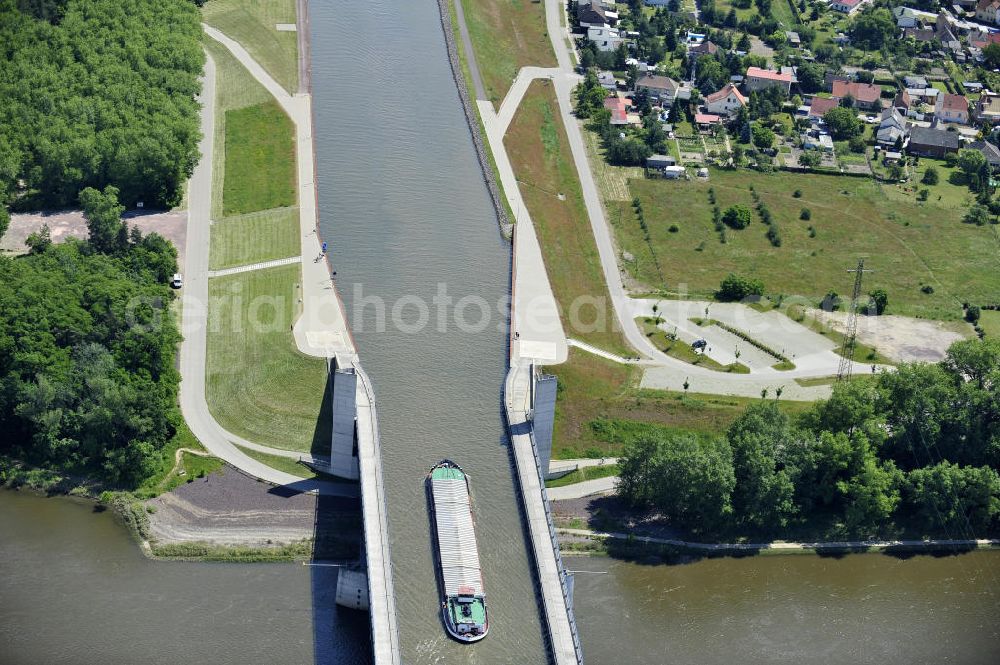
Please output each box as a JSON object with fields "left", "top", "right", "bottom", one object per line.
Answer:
{"left": 618, "top": 338, "right": 1000, "bottom": 540}
{"left": 0, "top": 0, "right": 204, "bottom": 213}
{"left": 0, "top": 187, "right": 182, "bottom": 487}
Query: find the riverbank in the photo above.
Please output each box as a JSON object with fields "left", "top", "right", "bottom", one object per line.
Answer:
{"left": 557, "top": 527, "right": 1000, "bottom": 561}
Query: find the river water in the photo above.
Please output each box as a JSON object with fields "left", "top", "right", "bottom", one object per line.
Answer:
{"left": 3, "top": 2, "right": 999, "bottom": 665}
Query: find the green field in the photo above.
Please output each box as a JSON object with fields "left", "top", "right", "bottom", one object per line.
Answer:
{"left": 981, "top": 310, "right": 1000, "bottom": 339}
{"left": 202, "top": 0, "right": 299, "bottom": 94}
{"left": 222, "top": 101, "right": 296, "bottom": 215}
{"left": 611, "top": 169, "right": 1000, "bottom": 321}
{"left": 549, "top": 349, "right": 812, "bottom": 458}
{"left": 204, "top": 38, "right": 275, "bottom": 219}
{"left": 210, "top": 207, "right": 301, "bottom": 269}
{"left": 506, "top": 82, "right": 630, "bottom": 355}
{"left": 459, "top": 0, "right": 556, "bottom": 104}
{"left": 206, "top": 265, "right": 330, "bottom": 453}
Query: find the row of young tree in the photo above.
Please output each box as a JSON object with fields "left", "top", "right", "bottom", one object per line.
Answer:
{"left": 0, "top": 186, "right": 182, "bottom": 487}
{"left": 0, "top": 0, "right": 205, "bottom": 215}
{"left": 618, "top": 338, "right": 1000, "bottom": 538}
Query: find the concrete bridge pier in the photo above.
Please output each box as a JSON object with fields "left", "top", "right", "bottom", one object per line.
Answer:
{"left": 329, "top": 356, "right": 360, "bottom": 480}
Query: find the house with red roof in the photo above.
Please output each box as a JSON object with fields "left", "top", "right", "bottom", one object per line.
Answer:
{"left": 744, "top": 67, "right": 792, "bottom": 94}
{"left": 603, "top": 96, "right": 629, "bottom": 125}
{"left": 808, "top": 96, "right": 840, "bottom": 119}
{"left": 935, "top": 93, "right": 970, "bottom": 125}
{"left": 831, "top": 80, "right": 882, "bottom": 111}
{"left": 703, "top": 84, "right": 746, "bottom": 117}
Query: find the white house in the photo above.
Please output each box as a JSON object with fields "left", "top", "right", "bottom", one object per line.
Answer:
{"left": 704, "top": 83, "right": 747, "bottom": 117}
{"left": 831, "top": 0, "right": 870, "bottom": 14}
{"left": 587, "top": 25, "right": 625, "bottom": 52}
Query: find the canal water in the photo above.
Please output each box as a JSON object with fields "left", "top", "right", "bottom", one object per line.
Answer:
{"left": 309, "top": 0, "right": 548, "bottom": 662}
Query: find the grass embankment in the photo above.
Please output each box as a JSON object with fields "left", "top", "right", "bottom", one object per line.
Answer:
{"left": 202, "top": 32, "right": 329, "bottom": 462}
{"left": 546, "top": 464, "right": 619, "bottom": 489}
{"left": 549, "top": 349, "right": 812, "bottom": 459}
{"left": 459, "top": 0, "right": 555, "bottom": 104}
{"left": 505, "top": 81, "right": 630, "bottom": 355}
{"left": 135, "top": 422, "right": 224, "bottom": 498}
{"left": 209, "top": 207, "right": 300, "bottom": 269}
{"left": 609, "top": 169, "right": 1000, "bottom": 321}
{"left": 152, "top": 539, "right": 314, "bottom": 562}
{"left": 234, "top": 444, "right": 319, "bottom": 480}
{"left": 222, "top": 101, "right": 296, "bottom": 215}
{"left": 202, "top": 0, "right": 299, "bottom": 94}
{"left": 206, "top": 265, "right": 330, "bottom": 453}
{"left": 639, "top": 317, "right": 749, "bottom": 373}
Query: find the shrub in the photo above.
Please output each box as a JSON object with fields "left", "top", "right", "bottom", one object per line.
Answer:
{"left": 868, "top": 288, "right": 888, "bottom": 315}
{"left": 808, "top": 226, "right": 816, "bottom": 237}
{"left": 716, "top": 273, "right": 765, "bottom": 301}
{"left": 921, "top": 167, "right": 939, "bottom": 185}
{"left": 800, "top": 207, "right": 811, "bottom": 220}
{"left": 966, "top": 305, "right": 981, "bottom": 324}
{"left": 921, "top": 284, "right": 934, "bottom": 294}
{"left": 793, "top": 189, "right": 802, "bottom": 197}
{"left": 766, "top": 225, "right": 782, "bottom": 247}
{"left": 722, "top": 204, "right": 752, "bottom": 229}
{"left": 917, "top": 189, "right": 929, "bottom": 201}
{"left": 848, "top": 135, "right": 866, "bottom": 153}
{"left": 668, "top": 224, "right": 679, "bottom": 233}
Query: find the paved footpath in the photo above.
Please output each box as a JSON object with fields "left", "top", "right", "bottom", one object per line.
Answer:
{"left": 178, "top": 52, "right": 351, "bottom": 495}
{"left": 547, "top": 476, "right": 617, "bottom": 501}
{"left": 207, "top": 255, "right": 299, "bottom": 278}
{"left": 557, "top": 527, "right": 1000, "bottom": 553}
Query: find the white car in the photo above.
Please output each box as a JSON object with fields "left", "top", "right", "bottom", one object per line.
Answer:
{"left": 170, "top": 273, "right": 183, "bottom": 289}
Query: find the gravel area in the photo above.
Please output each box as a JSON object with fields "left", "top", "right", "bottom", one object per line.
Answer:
{"left": 147, "top": 465, "right": 360, "bottom": 547}
{"left": 3, "top": 209, "right": 188, "bottom": 270}
{"left": 811, "top": 308, "right": 969, "bottom": 362}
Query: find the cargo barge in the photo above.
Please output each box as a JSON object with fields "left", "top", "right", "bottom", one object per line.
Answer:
{"left": 426, "top": 460, "right": 489, "bottom": 643}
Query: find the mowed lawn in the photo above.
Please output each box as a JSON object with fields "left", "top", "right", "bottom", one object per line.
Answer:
{"left": 206, "top": 265, "right": 330, "bottom": 453}
{"left": 460, "top": 0, "right": 555, "bottom": 104}
{"left": 202, "top": 0, "right": 299, "bottom": 93}
{"left": 613, "top": 169, "right": 1000, "bottom": 320}
{"left": 210, "top": 207, "right": 300, "bottom": 270}
{"left": 506, "top": 81, "right": 629, "bottom": 355}
{"left": 223, "top": 100, "right": 296, "bottom": 215}
{"left": 981, "top": 310, "right": 1000, "bottom": 339}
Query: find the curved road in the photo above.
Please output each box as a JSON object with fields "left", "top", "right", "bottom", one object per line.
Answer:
{"left": 178, "top": 38, "right": 355, "bottom": 497}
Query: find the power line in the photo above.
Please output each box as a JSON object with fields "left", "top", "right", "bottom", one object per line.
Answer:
{"left": 837, "top": 258, "right": 873, "bottom": 382}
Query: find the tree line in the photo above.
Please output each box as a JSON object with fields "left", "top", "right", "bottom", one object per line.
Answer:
{"left": 0, "top": 0, "right": 204, "bottom": 217}
{"left": 0, "top": 187, "right": 182, "bottom": 488}
{"left": 618, "top": 338, "right": 1000, "bottom": 539}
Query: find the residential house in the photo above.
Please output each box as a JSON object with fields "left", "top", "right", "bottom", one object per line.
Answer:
{"left": 968, "top": 140, "right": 1000, "bottom": 169}
{"left": 893, "top": 89, "right": 913, "bottom": 115}
{"left": 825, "top": 72, "right": 851, "bottom": 91}
{"left": 745, "top": 67, "right": 793, "bottom": 94}
{"left": 803, "top": 133, "right": 835, "bottom": 151}
{"left": 831, "top": 0, "right": 870, "bottom": 14}
{"left": 907, "top": 126, "right": 961, "bottom": 157}
{"left": 893, "top": 7, "right": 920, "bottom": 28}
{"left": 935, "top": 93, "right": 970, "bottom": 124}
{"left": 976, "top": 0, "right": 1000, "bottom": 24}
{"left": 704, "top": 83, "right": 747, "bottom": 116}
{"left": 688, "top": 40, "right": 719, "bottom": 59}
{"left": 646, "top": 154, "right": 676, "bottom": 171}
{"left": 876, "top": 107, "right": 908, "bottom": 146}
{"left": 903, "top": 27, "right": 937, "bottom": 42}
{"left": 636, "top": 74, "right": 680, "bottom": 104}
{"left": 808, "top": 96, "right": 840, "bottom": 119}
{"left": 903, "top": 75, "right": 928, "bottom": 90}
{"left": 587, "top": 25, "right": 624, "bottom": 51}
{"left": 597, "top": 71, "right": 617, "bottom": 91}
{"left": 831, "top": 80, "right": 883, "bottom": 111}
{"left": 975, "top": 93, "right": 1000, "bottom": 124}
{"left": 786, "top": 31, "right": 801, "bottom": 48}
{"left": 577, "top": 0, "right": 617, "bottom": 27}
{"left": 604, "top": 96, "right": 628, "bottom": 125}
{"left": 695, "top": 112, "right": 723, "bottom": 129}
